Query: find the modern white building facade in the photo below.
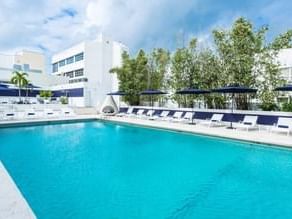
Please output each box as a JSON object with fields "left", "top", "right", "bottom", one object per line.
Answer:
{"left": 277, "top": 48, "right": 292, "bottom": 83}
{"left": 51, "top": 35, "right": 128, "bottom": 107}
{"left": 0, "top": 50, "right": 67, "bottom": 87}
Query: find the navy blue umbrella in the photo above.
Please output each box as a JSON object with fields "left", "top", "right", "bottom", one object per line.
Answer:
{"left": 212, "top": 84, "right": 257, "bottom": 128}
{"left": 0, "top": 83, "right": 9, "bottom": 88}
{"left": 140, "top": 89, "right": 167, "bottom": 95}
{"left": 176, "top": 88, "right": 210, "bottom": 124}
{"left": 275, "top": 84, "right": 292, "bottom": 91}
{"left": 140, "top": 89, "right": 167, "bottom": 112}
{"left": 0, "top": 86, "right": 10, "bottom": 90}
{"left": 176, "top": 88, "right": 210, "bottom": 95}
{"left": 275, "top": 84, "right": 292, "bottom": 103}
{"left": 0, "top": 86, "right": 14, "bottom": 99}
{"left": 26, "top": 83, "right": 41, "bottom": 89}
{"left": 107, "top": 91, "right": 126, "bottom": 96}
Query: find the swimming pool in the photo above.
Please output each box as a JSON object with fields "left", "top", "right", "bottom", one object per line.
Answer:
{"left": 1, "top": 121, "right": 292, "bottom": 218}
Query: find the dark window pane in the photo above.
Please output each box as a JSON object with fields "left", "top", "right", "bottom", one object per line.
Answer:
{"left": 75, "top": 52, "right": 84, "bottom": 62}
{"left": 59, "top": 60, "right": 66, "bottom": 67}
{"left": 75, "top": 69, "right": 84, "bottom": 77}
{"left": 52, "top": 63, "right": 58, "bottom": 72}
{"left": 66, "top": 56, "right": 74, "bottom": 64}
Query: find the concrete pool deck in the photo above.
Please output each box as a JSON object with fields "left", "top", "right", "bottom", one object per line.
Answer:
{"left": 1, "top": 113, "right": 291, "bottom": 148}
{"left": 0, "top": 115, "right": 98, "bottom": 128}
{"left": 0, "top": 162, "right": 36, "bottom": 219}
{"left": 101, "top": 116, "right": 292, "bottom": 148}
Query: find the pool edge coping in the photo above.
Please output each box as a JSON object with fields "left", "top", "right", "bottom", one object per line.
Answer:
{"left": 0, "top": 115, "right": 291, "bottom": 149}
{"left": 99, "top": 116, "right": 292, "bottom": 150}
{"left": 0, "top": 161, "right": 37, "bottom": 219}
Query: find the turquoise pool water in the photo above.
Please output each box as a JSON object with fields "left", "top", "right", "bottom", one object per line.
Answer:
{"left": 1, "top": 121, "right": 292, "bottom": 218}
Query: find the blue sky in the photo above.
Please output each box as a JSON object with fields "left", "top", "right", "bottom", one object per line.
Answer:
{"left": 0, "top": 0, "right": 291, "bottom": 59}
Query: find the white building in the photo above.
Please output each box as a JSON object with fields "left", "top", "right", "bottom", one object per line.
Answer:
{"left": 51, "top": 35, "right": 128, "bottom": 107}
{"left": 0, "top": 50, "right": 67, "bottom": 87}
{"left": 277, "top": 48, "right": 292, "bottom": 83}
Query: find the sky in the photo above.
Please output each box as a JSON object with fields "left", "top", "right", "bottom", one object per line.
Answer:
{"left": 0, "top": 0, "right": 292, "bottom": 62}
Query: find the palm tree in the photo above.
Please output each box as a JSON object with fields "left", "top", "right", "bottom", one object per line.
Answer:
{"left": 10, "top": 71, "right": 29, "bottom": 102}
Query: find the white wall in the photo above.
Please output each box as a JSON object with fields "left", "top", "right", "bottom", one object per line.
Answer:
{"left": 277, "top": 49, "right": 292, "bottom": 68}
{"left": 50, "top": 36, "right": 128, "bottom": 108}
{"left": 14, "top": 51, "right": 46, "bottom": 73}
{"left": 52, "top": 42, "right": 85, "bottom": 78}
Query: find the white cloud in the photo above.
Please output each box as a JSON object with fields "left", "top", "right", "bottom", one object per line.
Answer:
{"left": 0, "top": 0, "right": 201, "bottom": 59}
{"left": 0, "top": 0, "right": 291, "bottom": 65}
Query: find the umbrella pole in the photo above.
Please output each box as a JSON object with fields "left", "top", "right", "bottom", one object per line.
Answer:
{"left": 152, "top": 96, "right": 153, "bottom": 115}
{"left": 192, "top": 100, "right": 195, "bottom": 124}
{"left": 118, "top": 96, "right": 120, "bottom": 112}
{"left": 228, "top": 93, "right": 235, "bottom": 129}
{"left": 151, "top": 96, "right": 153, "bottom": 117}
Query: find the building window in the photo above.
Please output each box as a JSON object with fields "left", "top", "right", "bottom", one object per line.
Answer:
{"left": 69, "top": 77, "right": 88, "bottom": 83}
{"left": 59, "top": 60, "right": 66, "bottom": 67}
{"left": 13, "top": 64, "right": 22, "bottom": 71}
{"left": 52, "top": 63, "right": 58, "bottom": 72}
{"left": 23, "top": 64, "right": 30, "bottom": 72}
{"left": 75, "top": 52, "right": 84, "bottom": 62}
{"left": 65, "top": 71, "right": 74, "bottom": 78}
{"left": 75, "top": 69, "right": 84, "bottom": 77}
{"left": 66, "top": 56, "right": 74, "bottom": 65}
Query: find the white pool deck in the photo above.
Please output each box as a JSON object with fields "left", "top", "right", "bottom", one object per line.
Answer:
{"left": 0, "top": 162, "right": 36, "bottom": 219}
{"left": 101, "top": 116, "right": 292, "bottom": 148}
{"left": 1, "top": 114, "right": 292, "bottom": 218}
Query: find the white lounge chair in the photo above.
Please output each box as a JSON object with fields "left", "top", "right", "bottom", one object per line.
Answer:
{"left": 25, "top": 109, "right": 37, "bottom": 119}
{"left": 44, "top": 109, "right": 57, "bottom": 118}
{"left": 135, "top": 109, "right": 145, "bottom": 118}
{"left": 234, "top": 115, "right": 258, "bottom": 131}
{"left": 117, "top": 107, "right": 133, "bottom": 117}
{"left": 172, "top": 112, "right": 193, "bottom": 123}
{"left": 152, "top": 110, "right": 170, "bottom": 120}
{"left": 61, "top": 108, "right": 75, "bottom": 117}
{"left": 141, "top": 109, "right": 154, "bottom": 119}
{"left": 270, "top": 117, "right": 292, "bottom": 136}
{"left": 200, "top": 114, "right": 224, "bottom": 127}
{"left": 3, "top": 111, "right": 16, "bottom": 120}
{"left": 170, "top": 111, "right": 184, "bottom": 122}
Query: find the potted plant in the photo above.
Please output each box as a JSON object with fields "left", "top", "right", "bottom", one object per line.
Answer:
{"left": 40, "top": 90, "right": 52, "bottom": 104}
{"left": 60, "top": 96, "right": 68, "bottom": 104}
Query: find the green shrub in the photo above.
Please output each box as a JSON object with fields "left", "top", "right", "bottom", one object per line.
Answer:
{"left": 260, "top": 102, "right": 279, "bottom": 111}
{"left": 60, "top": 96, "right": 68, "bottom": 104}
{"left": 282, "top": 102, "right": 292, "bottom": 112}
{"left": 40, "top": 90, "right": 52, "bottom": 99}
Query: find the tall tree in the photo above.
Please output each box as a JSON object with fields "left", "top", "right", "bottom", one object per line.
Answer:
{"left": 147, "top": 48, "right": 170, "bottom": 90}
{"left": 197, "top": 49, "right": 225, "bottom": 109}
{"left": 170, "top": 38, "right": 201, "bottom": 107}
{"left": 110, "top": 50, "right": 148, "bottom": 105}
{"left": 212, "top": 17, "right": 291, "bottom": 110}
{"left": 10, "top": 71, "right": 29, "bottom": 101}
{"left": 146, "top": 48, "right": 170, "bottom": 105}
{"left": 270, "top": 30, "right": 292, "bottom": 50}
